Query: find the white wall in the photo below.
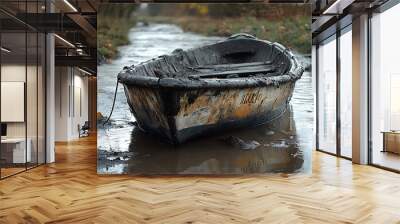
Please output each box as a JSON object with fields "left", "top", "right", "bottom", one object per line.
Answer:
{"left": 0, "top": 65, "right": 39, "bottom": 138}
{"left": 55, "top": 66, "right": 69, "bottom": 141}
{"left": 1, "top": 65, "right": 26, "bottom": 139}
{"left": 1, "top": 63, "right": 46, "bottom": 164}
{"left": 54, "top": 67, "right": 89, "bottom": 141}
{"left": 74, "top": 72, "right": 89, "bottom": 134}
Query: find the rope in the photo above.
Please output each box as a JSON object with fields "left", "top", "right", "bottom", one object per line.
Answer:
{"left": 103, "top": 79, "right": 119, "bottom": 125}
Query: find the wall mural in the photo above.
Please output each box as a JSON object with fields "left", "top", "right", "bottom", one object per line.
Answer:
{"left": 97, "top": 3, "right": 313, "bottom": 175}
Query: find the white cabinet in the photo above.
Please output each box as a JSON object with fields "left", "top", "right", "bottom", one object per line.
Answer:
{"left": 1, "top": 138, "right": 32, "bottom": 163}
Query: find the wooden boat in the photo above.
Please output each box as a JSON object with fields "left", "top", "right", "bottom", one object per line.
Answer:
{"left": 118, "top": 33, "right": 304, "bottom": 144}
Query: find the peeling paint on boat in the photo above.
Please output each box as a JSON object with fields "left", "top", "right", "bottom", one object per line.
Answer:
{"left": 123, "top": 86, "right": 172, "bottom": 139}
{"left": 176, "top": 82, "right": 293, "bottom": 130}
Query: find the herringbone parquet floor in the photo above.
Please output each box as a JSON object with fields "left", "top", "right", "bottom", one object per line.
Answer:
{"left": 1, "top": 135, "right": 400, "bottom": 224}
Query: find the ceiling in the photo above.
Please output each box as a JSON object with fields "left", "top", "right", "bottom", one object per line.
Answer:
{"left": 0, "top": 0, "right": 98, "bottom": 75}
{"left": 311, "top": 0, "right": 390, "bottom": 43}
{"left": 3, "top": 0, "right": 390, "bottom": 73}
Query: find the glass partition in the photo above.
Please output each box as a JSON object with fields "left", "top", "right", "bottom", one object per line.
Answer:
{"left": 27, "top": 30, "right": 38, "bottom": 169}
{"left": 370, "top": 3, "right": 400, "bottom": 171}
{"left": 38, "top": 32, "right": 45, "bottom": 165}
{"left": 317, "top": 35, "right": 337, "bottom": 154}
{"left": 0, "top": 2, "right": 46, "bottom": 179}
{"left": 339, "top": 27, "right": 352, "bottom": 158}
{"left": 1, "top": 31, "right": 28, "bottom": 177}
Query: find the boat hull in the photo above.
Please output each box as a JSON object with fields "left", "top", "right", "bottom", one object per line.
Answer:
{"left": 123, "top": 81, "right": 295, "bottom": 144}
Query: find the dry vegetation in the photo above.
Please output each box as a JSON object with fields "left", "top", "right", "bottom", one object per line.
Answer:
{"left": 98, "top": 4, "right": 311, "bottom": 61}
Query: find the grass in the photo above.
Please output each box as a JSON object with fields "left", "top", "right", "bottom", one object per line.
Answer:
{"left": 97, "top": 16, "right": 136, "bottom": 61}
{"left": 98, "top": 15, "right": 311, "bottom": 61}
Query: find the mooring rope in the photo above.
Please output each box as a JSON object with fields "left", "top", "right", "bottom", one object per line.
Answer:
{"left": 103, "top": 79, "right": 119, "bottom": 125}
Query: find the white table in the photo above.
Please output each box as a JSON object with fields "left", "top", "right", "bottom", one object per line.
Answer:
{"left": 1, "top": 138, "right": 31, "bottom": 163}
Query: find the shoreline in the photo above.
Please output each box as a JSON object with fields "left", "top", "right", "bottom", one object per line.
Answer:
{"left": 138, "top": 16, "right": 310, "bottom": 54}
{"left": 98, "top": 16, "right": 136, "bottom": 64}
{"left": 98, "top": 16, "right": 310, "bottom": 63}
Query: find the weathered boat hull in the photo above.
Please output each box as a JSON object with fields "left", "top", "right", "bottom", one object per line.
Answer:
{"left": 118, "top": 34, "right": 303, "bottom": 144}
{"left": 123, "top": 82, "right": 295, "bottom": 144}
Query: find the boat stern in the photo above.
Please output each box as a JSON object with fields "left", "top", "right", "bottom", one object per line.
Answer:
{"left": 122, "top": 84, "right": 178, "bottom": 143}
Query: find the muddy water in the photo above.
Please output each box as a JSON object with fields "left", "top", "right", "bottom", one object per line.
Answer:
{"left": 97, "top": 24, "right": 313, "bottom": 175}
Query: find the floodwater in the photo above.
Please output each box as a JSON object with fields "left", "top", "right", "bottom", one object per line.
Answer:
{"left": 97, "top": 24, "right": 313, "bottom": 175}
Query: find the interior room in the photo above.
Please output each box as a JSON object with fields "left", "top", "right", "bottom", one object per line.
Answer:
{"left": 0, "top": 0, "right": 400, "bottom": 223}
{"left": 0, "top": 0, "right": 97, "bottom": 179}
{"left": 0, "top": 8, "right": 46, "bottom": 178}
{"left": 54, "top": 66, "right": 91, "bottom": 141}
{"left": 313, "top": 0, "right": 400, "bottom": 171}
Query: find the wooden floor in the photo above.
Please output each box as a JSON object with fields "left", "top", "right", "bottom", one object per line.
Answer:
{"left": 1, "top": 167, "right": 26, "bottom": 178}
{"left": 1, "top": 135, "right": 400, "bottom": 224}
{"left": 373, "top": 151, "right": 400, "bottom": 171}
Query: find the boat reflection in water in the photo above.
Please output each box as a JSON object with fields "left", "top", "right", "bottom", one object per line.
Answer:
{"left": 98, "top": 105, "right": 308, "bottom": 175}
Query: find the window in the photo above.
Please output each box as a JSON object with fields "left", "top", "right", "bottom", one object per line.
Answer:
{"left": 339, "top": 27, "right": 352, "bottom": 158}
{"left": 317, "top": 35, "right": 337, "bottom": 154}
{"left": 370, "top": 3, "right": 400, "bottom": 171}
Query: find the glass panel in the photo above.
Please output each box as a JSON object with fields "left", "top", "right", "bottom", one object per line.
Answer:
{"left": 1, "top": 30, "right": 27, "bottom": 177}
{"left": 27, "top": 30, "right": 38, "bottom": 169}
{"left": 339, "top": 28, "right": 352, "bottom": 158}
{"left": 0, "top": 1, "right": 46, "bottom": 178}
{"left": 38, "top": 32, "right": 45, "bottom": 165}
{"left": 371, "top": 4, "right": 400, "bottom": 171}
{"left": 26, "top": 0, "right": 39, "bottom": 169}
{"left": 317, "top": 36, "right": 337, "bottom": 154}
